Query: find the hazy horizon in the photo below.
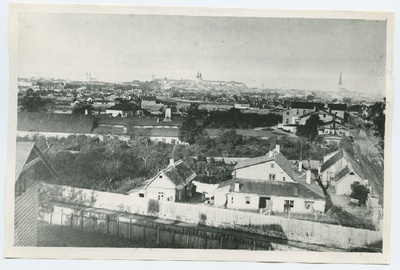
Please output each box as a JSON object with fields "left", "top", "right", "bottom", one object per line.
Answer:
{"left": 18, "top": 13, "right": 387, "bottom": 95}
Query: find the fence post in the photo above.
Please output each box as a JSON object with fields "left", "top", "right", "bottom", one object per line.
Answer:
{"left": 93, "top": 216, "right": 96, "bottom": 232}
{"left": 49, "top": 208, "right": 53, "bottom": 225}
{"left": 129, "top": 218, "right": 132, "bottom": 239}
{"left": 70, "top": 213, "right": 73, "bottom": 228}
{"left": 106, "top": 215, "right": 109, "bottom": 235}
{"left": 81, "top": 211, "right": 84, "bottom": 230}
{"left": 117, "top": 219, "right": 120, "bottom": 237}
{"left": 60, "top": 210, "right": 63, "bottom": 225}
{"left": 156, "top": 225, "right": 160, "bottom": 246}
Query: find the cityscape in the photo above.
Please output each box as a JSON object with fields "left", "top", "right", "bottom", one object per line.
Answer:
{"left": 10, "top": 8, "right": 388, "bottom": 258}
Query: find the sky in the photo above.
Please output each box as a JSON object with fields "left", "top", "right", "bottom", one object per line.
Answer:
{"left": 18, "top": 13, "right": 387, "bottom": 94}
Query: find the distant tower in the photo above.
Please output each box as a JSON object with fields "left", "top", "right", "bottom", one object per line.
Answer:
{"left": 164, "top": 107, "right": 172, "bottom": 122}
{"left": 338, "top": 72, "right": 345, "bottom": 91}
{"left": 196, "top": 71, "right": 203, "bottom": 83}
{"left": 152, "top": 74, "right": 155, "bottom": 81}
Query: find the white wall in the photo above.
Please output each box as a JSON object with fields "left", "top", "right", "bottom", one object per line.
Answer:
{"left": 322, "top": 158, "right": 348, "bottom": 183}
{"left": 270, "top": 196, "right": 325, "bottom": 213}
{"left": 235, "top": 160, "right": 295, "bottom": 182}
{"left": 336, "top": 174, "right": 363, "bottom": 196}
{"left": 227, "top": 193, "right": 259, "bottom": 210}
{"left": 146, "top": 172, "right": 177, "bottom": 201}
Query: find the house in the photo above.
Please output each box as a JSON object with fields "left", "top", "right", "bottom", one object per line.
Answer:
{"left": 128, "top": 159, "right": 196, "bottom": 202}
{"left": 214, "top": 179, "right": 325, "bottom": 213}
{"left": 105, "top": 103, "right": 138, "bottom": 117}
{"left": 298, "top": 109, "right": 344, "bottom": 125}
{"left": 332, "top": 165, "right": 365, "bottom": 196}
{"left": 17, "top": 112, "right": 95, "bottom": 138}
{"left": 279, "top": 102, "right": 347, "bottom": 133}
{"left": 14, "top": 142, "right": 57, "bottom": 246}
{"left": 232, "top": 145, "right": 297, "bottom": 182}
{"left": 319, "top": 148, "right": 361, "bottom": 187}
{"left": 318, "top": 121, "right": 350, "bottom": 137}
{"left": 233, "top": 102, "right": 250, "bottom": 109}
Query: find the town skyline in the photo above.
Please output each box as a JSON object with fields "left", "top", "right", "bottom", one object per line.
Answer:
{"left": 18, "top": 13, "right": 387, "bottom": 95}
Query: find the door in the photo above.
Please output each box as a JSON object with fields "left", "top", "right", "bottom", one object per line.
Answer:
{"left": 259, "top": 197, "right": 270, "bottom": 208}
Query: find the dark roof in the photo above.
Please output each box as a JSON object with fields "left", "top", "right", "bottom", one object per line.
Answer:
{"left": 298, "top": 109, "right": 343, "bottom": 120}
{"left": 97, "top": 116, "right": 185, "bottom": 127}
{"left": 218, "top": 179, "right": 325, "bottom": 200}
{"left": 320, "top": 149, "right": 360, "bottom": 174}
{"left": 18, "top": 112, "right": 95, "bottom": 134}
{"left": 318, "top": 121, "right": 348, "bottom": 129}
{"left": 328, "top": 103, "right": 347, "bottom": 111}
{"left": 334, "top": 163, "right": 365, "bottom": 182}
{"left": 234, "top": 151, "right": 297, "bottom": 181}
{"left": 107, "top": 103, "right": 137, "bottom": 111}
{"left": 291, "top": 102, "right": 324, "bottom": 110}
{"left": 158, "top": 160, "right": 196, "bottom": 188}
{"left": 15, "top": 142, "right": 57, "bottom": 182}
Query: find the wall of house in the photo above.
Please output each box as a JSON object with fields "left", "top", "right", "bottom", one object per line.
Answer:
{"left": 321, "top": 158, "right": 349, "bottom": 183}
{"left": 299, "top": 113, "right": 334, "bottom": 125}
{"left": 335, "top": 174, "right": 363, "bottom": 196}
{"left": 14, "top": 178, "right": 39, "bottom": 246}
{"left": 146, "top": 173, "right": 177, "bottom": 201}
{"left": 227, "top": 193, "right": 260, "bottom": 210}
{"left": 149, "top": 136, "right": 188, "bottom": 145}
{"left": 270, "top": 196, "right": 325, "bottom": 213}
{"left": 235, "top": 160, "right": 295, "bottom": 182}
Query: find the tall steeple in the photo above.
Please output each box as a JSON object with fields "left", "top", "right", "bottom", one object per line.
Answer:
{"left": 338, "top": 72, "right": 343, "bottom": 86}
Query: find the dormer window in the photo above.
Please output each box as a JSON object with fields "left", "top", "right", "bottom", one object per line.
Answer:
{"left": 271, "top": 163, "right": 274, "bottom": 168}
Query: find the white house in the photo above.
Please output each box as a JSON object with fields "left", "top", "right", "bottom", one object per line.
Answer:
{"left": 332, "top": 165, "right": 365, "bottom": 196}
{"left": 128, "top": 159, "right": 196, "bottom": 202}
{"left": 320, "top": 148, "right": 362, "bottom": 187}
{"left": 106, "top": 103, "right": 137, "bottom": 117}
{"left": 214, "top": 179, "right": 325, "bottom": 213}
{"left": 318, "top": 121, "right": 350, "bottom": 137}
{"left": 233, "top": 145, "right": 297, "bottom": 182}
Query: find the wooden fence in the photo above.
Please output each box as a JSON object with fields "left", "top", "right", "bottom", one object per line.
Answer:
{"left": 41, "top": 183, "right": 383, "bottom": 250}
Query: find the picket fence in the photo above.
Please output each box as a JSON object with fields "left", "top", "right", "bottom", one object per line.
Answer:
{"left": 41, "top": 183, "right": 382, "bottom": 250}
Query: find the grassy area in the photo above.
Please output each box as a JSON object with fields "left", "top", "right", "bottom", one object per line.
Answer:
{"left": 37, "top": 222, "right": 153, "bottom": 247}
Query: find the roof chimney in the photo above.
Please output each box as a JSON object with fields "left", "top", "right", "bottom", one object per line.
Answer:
{"left": 306, "top": 169, "right": 311, "bottom": 184}
{"left": 275, "top": 145, "right": 280, "bottom": 154}
{"left": 298, "top": 161, "right": 303, "bottom": 172}
{"left": 234, "top": 182, "right": 240, "bottom": 192}
{"left": 268, "top": 151, "right": 274, "bottom": 158}
{"left": 169, "top": 158, "right": 175, "bottom": 167}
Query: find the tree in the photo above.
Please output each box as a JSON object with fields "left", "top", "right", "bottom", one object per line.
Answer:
{"left": 20, "top": 89, "right": 47, "bottom": 112}
{"left": 296, "top": 115, "right": 323, "bottom": 141}
{"left": 350, "top": 181, "right": 370, "bottom": 206}
{"left": 179, "top": 116, "right": 203, "bottom": 144}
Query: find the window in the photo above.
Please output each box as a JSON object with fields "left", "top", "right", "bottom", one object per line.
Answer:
{"left": 171, "top": 139, "right": 176, "bottom": 145}
{"left": 245, "top": 196, "right": 251, "bottom": 204}
{"left": 270, "top": 163, "right": 274, "bottom": 168}
{"left": 139, "top": 193, "right": 145, "bottom": 198}
{"left": 284, "top": 200, "right": 294, "bottom": 208}
{"left": 285, "top": 119, "right": 289, "bottom": 124}
{"left": 303, "top": 110, "right": 306, "bottom": 114}
{"left": 323, "top": 114, "right": 326, "bottom": 118}
{"left": 162, "top": 138, "right": 166, "bottom": 143}
{"left": 269, "top": 174, "right": 276, "bottom": 181}
{"left": 296, "top": 109, "right": 299, "bottom": 114}
{"left": 231, "top": 196, "right": 234, "bottom": 204}
{"left": 286, "top": 111, "right": 290, "bottom": 115}
{"left": 282, "top": 177, "right": 286, "bottom": 181}
{"left": 158, "top": 192, "right": 164, "bottom": 200}
{"left": 305, "top": 201, "right": 314, "bottom": 209}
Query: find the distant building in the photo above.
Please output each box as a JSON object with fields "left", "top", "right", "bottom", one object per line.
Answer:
{"left": 128, "top": 159, "right": 196, "bottom": 202}
{"left": 14, "top": 142, "right": 57, "bottom": 246}
{"left": 105, "top": 103, "right": 138, "bottom": 117}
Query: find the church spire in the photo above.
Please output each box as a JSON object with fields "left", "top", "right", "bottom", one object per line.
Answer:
{"left": 338, "top": 72, "right": 343, "bottom": 85}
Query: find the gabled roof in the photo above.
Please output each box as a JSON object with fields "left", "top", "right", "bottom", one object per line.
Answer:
{"left": 334, "top": 164, "right": 365, "bottom": 183}
{"left": 18, "top": 112, "right": 95, "bottom": 134}
{"left": 15, "top": 142, "right": 57, "bottom": 182}
{"left": 234, "top": 151, "right": 297, "bottom": 181}
{"left": 290, "top": 102, "right": 325, "bottom": 110}
{"left": 218, "top": 179, "right": 325, "bottom": 200}
{"left": 318, "top": 120, "right": 348, "bottom": 129}
{"left": 107, "top": 103, "right": 137, "bottom": 111}
{"left": 148, "top": 160, "right": 196, "bottom": 189}
{"left": 298, "top": 109, "right": 343, "bottom": 120}
{"left": 320, "top": 148, "right": 361, "bottom": 174}
{"left": 328, "top": 103, "right": 347, "bottom": 111}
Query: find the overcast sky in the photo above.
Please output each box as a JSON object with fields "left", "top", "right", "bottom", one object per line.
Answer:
{"left": 18, "top": 13, "right": 387, "bottom": 94}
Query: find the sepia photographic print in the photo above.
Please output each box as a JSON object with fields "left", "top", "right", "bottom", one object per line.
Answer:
{"left": 5, "top": 3, "right": 394, "bottom": 264}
